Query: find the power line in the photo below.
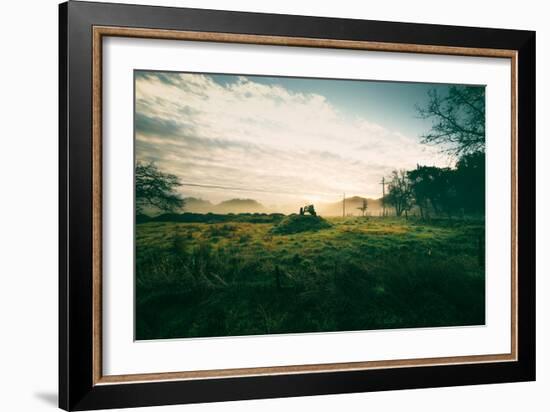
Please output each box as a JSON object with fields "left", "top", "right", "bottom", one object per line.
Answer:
{"left": 178, "top": 181, "right": 339, "bottom": 198}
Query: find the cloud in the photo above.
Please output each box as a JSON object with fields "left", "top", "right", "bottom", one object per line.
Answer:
{"left": 135, "top": 112, "right": 192, "bottom": 137}
{"left": 135, "top": 71, "right": 447, "bottom": 204}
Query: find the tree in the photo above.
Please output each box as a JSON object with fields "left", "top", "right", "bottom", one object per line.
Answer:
{"left": 454, "top": 151, "right": 485, "bottom": 215}
{"left": 407, "top": 165, "right": 438, "bottom": 219}
{"left": 432, "top": 168, "right": 459, "bottom": 217}
{"left": 384, "top": 170, "right": 413, "bottom": 217}
{"left": 135, "top": 162, "right": 184, "bottom": 214}
{"left": 356, "top": 198, "right": 368, "bottom": 217}
{"left": 417, "top": 85, "right": 485, "bottom": 156}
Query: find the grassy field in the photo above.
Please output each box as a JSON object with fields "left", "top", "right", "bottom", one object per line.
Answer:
{"left": 135, "top": 215, "right": 485, "bottom": 340}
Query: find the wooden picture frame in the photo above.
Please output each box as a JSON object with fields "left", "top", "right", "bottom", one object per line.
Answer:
{"left": 59, "top": 1, "right": 535, "bottom": 410}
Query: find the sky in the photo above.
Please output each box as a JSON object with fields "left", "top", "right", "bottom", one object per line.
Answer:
{"left": 134, "top": 70, "right": 457, "bottom": 207}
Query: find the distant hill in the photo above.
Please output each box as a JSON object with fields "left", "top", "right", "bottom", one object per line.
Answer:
{"left": 215, "top": 199, "right": 265, "bottom": 214}
{"left": 317, "top": 196, "right": 383, "bottom": 217}
{"left": 180, "top": 196, "right": 384, "bottom": 216}
{"left": 183, "top": 197, "right": 265, "bottom": 214}
{"left": 184, "top": 197, "right": 214, "bottom": 213}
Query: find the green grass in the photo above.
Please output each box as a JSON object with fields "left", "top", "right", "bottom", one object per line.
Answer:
{"left": 135, "top": 215, "right": 485, "bottom": 340}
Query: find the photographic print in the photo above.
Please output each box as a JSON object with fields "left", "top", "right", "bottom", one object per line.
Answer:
{"left": 134, "top": 70, "right": 486, "bottom": 341}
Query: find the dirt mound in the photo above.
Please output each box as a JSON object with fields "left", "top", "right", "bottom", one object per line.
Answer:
{"left": 271, "top": 214, "right": 331, "bottom": 235}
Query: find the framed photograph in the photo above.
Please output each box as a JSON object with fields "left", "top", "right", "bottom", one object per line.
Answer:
{"left": 59, "top": 1, "right": 536, "bottom": 410}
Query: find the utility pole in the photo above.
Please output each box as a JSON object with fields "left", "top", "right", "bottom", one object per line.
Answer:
{"left": 343, "top": 192, "right": 346, "bottom": 217}
{"left": 380, "top": 177, "right": 386, "bottom": 217}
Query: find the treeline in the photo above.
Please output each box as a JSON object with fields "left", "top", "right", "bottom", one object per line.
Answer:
{"left": 382, "top": 83, "right": 486, "bottom": 219}
{"left": 384, "top": 151, "right": 484, "bottom": 218}
{"left": 137, "top": 212, "right": 285, "bottom": 224}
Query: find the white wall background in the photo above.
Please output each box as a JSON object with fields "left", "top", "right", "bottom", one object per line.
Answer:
{"left": 0, "top": 0, "right": 546, "bottom": 411}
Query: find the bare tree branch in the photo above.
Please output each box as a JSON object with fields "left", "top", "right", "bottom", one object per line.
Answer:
{"left": 416, "top": 85, "right": 485, "bottom": 156}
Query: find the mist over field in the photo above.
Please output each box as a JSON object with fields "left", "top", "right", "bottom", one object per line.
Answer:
{"left": 177, "top": 196, "right": 384, "bottom": 216}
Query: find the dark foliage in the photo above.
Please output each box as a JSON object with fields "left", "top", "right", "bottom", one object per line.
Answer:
{"left": 384, "top": 170, "right": 413, "bottom": 217}
{"left": 454, "top": 151, "right": 485, "bottom": 214}
{"left": 383, "top": 151, "right": 485, "bottom": 218}
{"left": 135, "top": 162, "right": 184, "bottom": 214}
{"left": 141, "top": 212, "right": 286, "bottom": 224}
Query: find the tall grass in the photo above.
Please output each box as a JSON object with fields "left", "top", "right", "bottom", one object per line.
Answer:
{"left": 135, "top": 217, "right": 485, "bottom": 340}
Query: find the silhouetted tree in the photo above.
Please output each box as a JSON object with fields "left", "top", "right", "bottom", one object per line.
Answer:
{"left": 417, "top": 85, "right": 485, "bottom": 156}
{"left": 433, "top": 168, "right": 459, "bottom": 217}
{"left": 135, "top": 162, "right": 184, "bottom": 214}
{"left": 454, "top": 151, "right": 485, "bottom": 215}
{"left": 407, "top": 165, "right": 437, "bottom": 219}
{"left": 407, "top": 165, "right": 456, "bottom": 218}
{"left": 357, "top": 198, "right": 368, "bottom": 217}
{"left": 385, "top": 170, "right": 413, "bottom": 217}
{"left": 406, "top": 155, "right": 484, "bottom": 219}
